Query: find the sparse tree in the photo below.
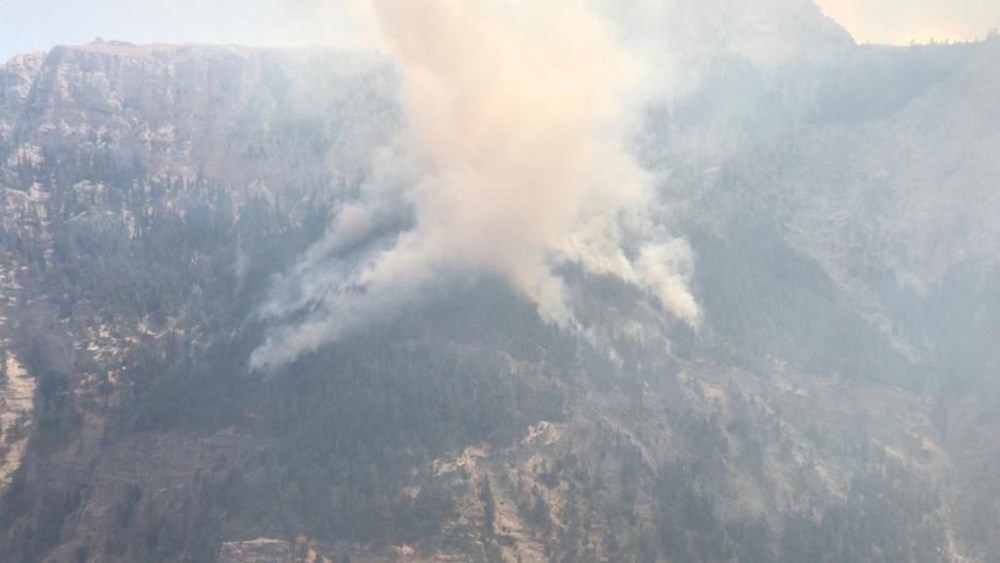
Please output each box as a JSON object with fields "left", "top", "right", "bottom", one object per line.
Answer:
{"left": 480, "top": 476, "right": 497, "bottom": 535}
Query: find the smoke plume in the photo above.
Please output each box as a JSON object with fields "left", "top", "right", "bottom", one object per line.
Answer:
{"left": 250, "top": 0, "right": 699, "bottom": 370}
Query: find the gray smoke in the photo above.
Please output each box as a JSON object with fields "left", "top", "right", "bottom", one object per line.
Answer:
{"left": 250, "top": 0, "right": 700, "bottom": 371}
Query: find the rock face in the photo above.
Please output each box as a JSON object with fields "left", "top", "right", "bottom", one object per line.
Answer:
{"left": 0, "top": 356, "right": 35, "bottom": 495}
{"left": 0, "top": 19, "right": 998, "bottom": 563}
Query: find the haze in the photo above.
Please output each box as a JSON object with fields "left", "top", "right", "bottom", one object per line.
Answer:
{"left": 2, "top": 0, "right": 999, "bottom": 560}
{"left": 816, "top": 0, "right": 1000, "bottom": 44}
{"left": 3, "top": 0, "right": 1000, "bottom": 62}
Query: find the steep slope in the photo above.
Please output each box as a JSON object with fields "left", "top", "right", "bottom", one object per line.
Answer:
{"left": 0, "top": 42, "right": 400, "bottom": 562}
{"left": 0, "top": 32, "right": 997, "bottom": 563}
{"left": 662, "top": 33, "right": 1000, "bottom": 560}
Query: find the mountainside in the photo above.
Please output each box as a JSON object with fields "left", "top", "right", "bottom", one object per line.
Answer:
{"left": 0, "top": 27, "right": 998, "bottom": 563}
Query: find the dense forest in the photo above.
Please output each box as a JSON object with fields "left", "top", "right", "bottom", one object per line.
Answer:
{"left": 0, "top": 29, "right": 997, "bottom": 563}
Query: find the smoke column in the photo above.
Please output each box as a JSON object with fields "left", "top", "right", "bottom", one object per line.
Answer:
{"left": 251, "top": 0, "right": 700, "bottom": 370}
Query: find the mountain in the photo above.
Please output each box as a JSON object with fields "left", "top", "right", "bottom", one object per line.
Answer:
{"left": 606, "top": 0, "right": 854, "bottom": 93}
{"left": 0, "top": 21, "right": 998, "bottom": 563}
{"left": 645, "top": 0, "right": 852, "bottom": 63}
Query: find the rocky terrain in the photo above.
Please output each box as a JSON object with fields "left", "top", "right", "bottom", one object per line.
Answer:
{"left": 0, "top": 6, "right": 998, "bottom": 563}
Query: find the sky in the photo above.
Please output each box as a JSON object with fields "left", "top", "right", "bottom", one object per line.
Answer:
{"left": 0, "top": 0, "right": 374, "bottom": 62}
{"left": 815, "top": 0, "right": 1000, "bottom": 44}
{"left": 1, "top": 0, "right": 999, "bottom": 63}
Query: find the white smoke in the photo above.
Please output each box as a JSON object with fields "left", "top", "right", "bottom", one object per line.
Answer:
{"left": 250, "top": 0, "right": 700, "bottom": 370}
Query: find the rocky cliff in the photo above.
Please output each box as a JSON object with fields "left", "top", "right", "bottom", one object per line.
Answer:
{"left": 0, "top": 24, "right": 998, "bottom": 563}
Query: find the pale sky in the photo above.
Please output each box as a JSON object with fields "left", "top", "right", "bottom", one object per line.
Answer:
{"left": 815, "top": 0, "right": 1000, "bottom": 44}
{"left": 0, "top": 0, "right": 373, "bottom": 62}
{"left": 1, "top": 0, "right": 999, "bottom": 63}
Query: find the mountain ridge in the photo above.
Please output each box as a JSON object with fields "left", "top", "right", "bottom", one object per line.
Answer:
{"left": 0, "top": 27, "right": 997, "bottom": 563}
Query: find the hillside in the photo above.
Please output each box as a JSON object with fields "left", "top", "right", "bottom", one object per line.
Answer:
{"left": 0, "top": 27, "right": 998, "bottom": 563}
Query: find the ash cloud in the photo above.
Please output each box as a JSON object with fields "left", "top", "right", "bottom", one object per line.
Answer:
{"left": 250, "top": 0, "right": 700, "bottom": 371}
